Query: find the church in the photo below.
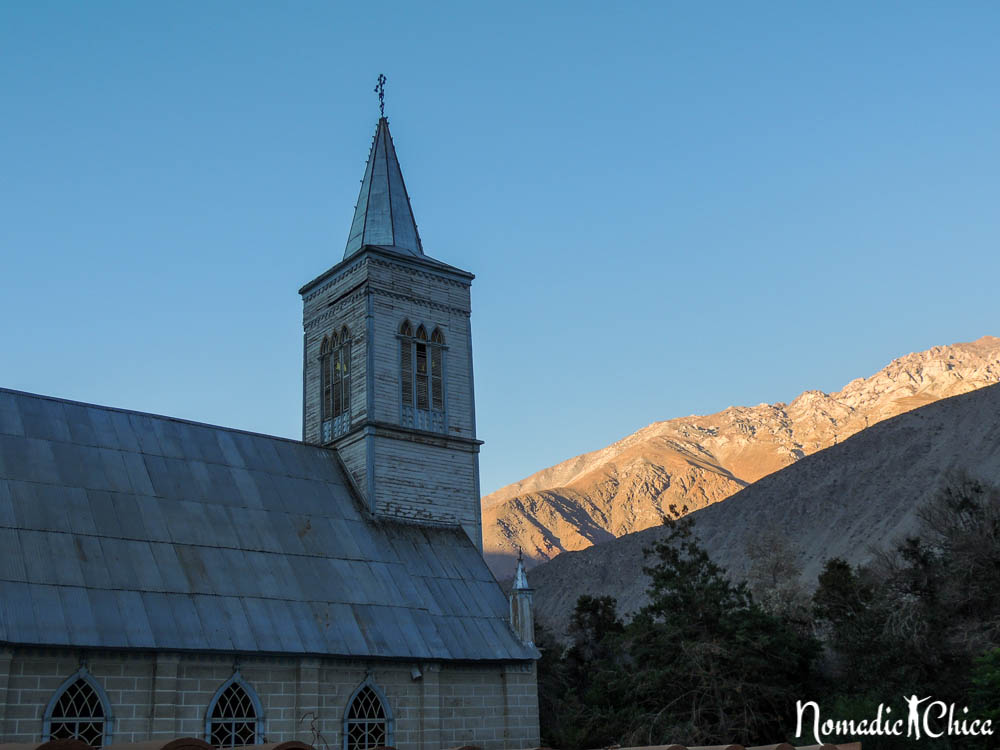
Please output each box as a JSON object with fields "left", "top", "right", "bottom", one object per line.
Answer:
{"left": 0, "top": 107, "right": 541, "bottom": 750}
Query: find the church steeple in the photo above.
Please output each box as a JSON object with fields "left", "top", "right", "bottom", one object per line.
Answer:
{"left": 301, "top": 103, "right": 483, "bottom": 551}
{"left": 344, "top": 117, "right": 423, "bottom": 259}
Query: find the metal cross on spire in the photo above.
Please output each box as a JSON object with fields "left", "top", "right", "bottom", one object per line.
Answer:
{"left": 374, "top": 74, "right": 386, "bottom": 118}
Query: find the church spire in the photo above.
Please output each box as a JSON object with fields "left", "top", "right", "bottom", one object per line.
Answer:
{"left": 344, "top": 116, "right": 424, "bottom": 259}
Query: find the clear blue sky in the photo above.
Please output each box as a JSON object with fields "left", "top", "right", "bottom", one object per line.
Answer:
{"left": 3, "top": 2, "right": 999, "bottom": 495}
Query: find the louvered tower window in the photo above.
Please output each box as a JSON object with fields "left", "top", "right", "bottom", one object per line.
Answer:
{"left": 344, "top": 683, "right": 392, "bottom": 750}
{"left": 44, "top": 670, "right": 111, "bottom": 748}
{"left": 399, "top": 320, "right": 445, "bottom": 432}
{"left": 206, "top": 676, "right": 263, "bottom": 748}
{"left": 320, "top": 327, "right": 352, "bottom": 442}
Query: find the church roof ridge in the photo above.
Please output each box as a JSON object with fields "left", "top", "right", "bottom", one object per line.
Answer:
{"left": 0, "top": 386, "right": 307, "bottom": 448}
{"left": 343, "top": 117, "right": 424, "bottom": 260}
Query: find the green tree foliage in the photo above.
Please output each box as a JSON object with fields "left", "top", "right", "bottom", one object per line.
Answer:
{"left": 538, "top": 507, "right": 820, "bottom": 748}
{"left": 539, "top": 476, "right": 1000, "bottom": 749}
{"left": 625, "top": 508, "right": 819, "bottom": 746}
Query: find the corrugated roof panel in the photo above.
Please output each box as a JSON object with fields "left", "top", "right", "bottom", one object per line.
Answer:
{"left": 87, "top": 489, "right": 124, "bottom": 537}
{"left": 174, "top": 545, "right": 212, "bottom": 593}
{"left": 216, "top": 596, "right": 258, "bottom": 652}
{"left": 112, "top": 492, "right": 148, "bottom": 538}
{"left": 166, "top": 499, "right": 213, "bottom": 547}
{"left": 46, "top": 532, "right": 87, "bottom": 587}
{"left": 30, "top": 584, "right": 70, "bottom": 646}
{"left": 234, "top": 550, "right": 278, "bottom": 599}
{"left": 284, "top": 599, "right": 326, "bottom": 654}
{"left": 100, "top": 537, "right": 140, "bottom": 590}
{"left": 191, "top": 594, "right": 235, "bottom": 651}
{"left": 0, "top": 392, "right": 26, "bottom": 437}
{"left": 143, "top": 454, "right": 176, "bottom": 499}
{"left": 59, "top": 586, "right": 100, "bottom": 646}
{"left": 98, "top": 449, "right": 133, "bottom": 493}
{"left": 106, "top": 410, "right": 140, "bottom": 454}
{"left": 121, "top": 452, "right": 155, "bottom": 495}
{"left": 273, "top": 441, "right": 308, "bottom": 479}
{"left": 149, "top": 542, "right": 191, "bottom": 593}
{"left": 0, "top": 581, "right": 39, "bottom": 642}
{"left": 250, "top": 438, "right": 285, "bottom": 476}
{"left": 198, "top": 503, "right": 240, "bottom": 549}
{"left": 409, "top": 609, "right": 451, "bottom": 660}
{"left": 85, "top": 406, "right": 120, "bottom": 450}
{"left": 215, "top": 430, "right": 246, "bottom": 469}
{"left": 87, "top": 588, "right": 124, "bottom": 647}
{"left": 389, "top": 606, "right": 430, "bottom": 660}
{"left": 229, "top": 467, "right": 264, "bottom": 509}
{"left": 134, "top": 494, "right": 169, "bottom": 541}
{"left": 20, "top": 437, "right": 59, "bottom": 485}
{"left": 19, "top": 529, "right": 58, "bottom": 584}
{"left": 268, "top": 599, "right": 307, "bottom": 653}
{"left": 350, "top": 604, "right": 392, "bottom": 657}
{"left": 138, "top": 591, "right": 180, "bottom": 648}
{"left": 127, "top": 413, "right": 163, "bottom": 456}
{"left": 188, "top": 460, "right": 213, "bottom": 502}
{"left": 409, "top": 576, "right": 443, "bottom": 616}
{"left": 267, "top": 511, "right": 309, "bottom": 556}
{"left": 125, "top": 539, "right": 165, "bottom": 591}
{"left": 150, "top": 418, "right": 186, "bottom": 460}
{"left": 0, "top": 480, "right": 14, "bottom": 526}
{"left": 228, "top": 431, "right": 264, "bottom": 471}
{"left": 311, "top": 601, "right": 368, "bottom": 656}
{"left": 61, "top": 486, "right": 97, "bottom": 535}
{"left": 205, "top": 463, "right": 241, "bottom": 506}
{"left": 64, "top": 403, "right": 98, "bottom": 447}
{"left": 322, "top": 517, "right": 364, "bottom": 559}
{"left": 384, "top": 562, "right": 423, "bottom": 609}
{"left": 72, "top": 535, "right": 112, "bottom": 589}
{"left": 10, "top": 481, "right": 56, "bottom": 532}
{"left": 0, "top": 528, "right": 26, "bottom": 581}
{"left": 19, "top": 397, "right": 70, "bottom": 443}
{"left": 190, "top": 424, "right": 226, "bottom": 466}
{"left": 117, "top": 591, "right": 157, "bottom": 648}
{"left": 193, "top": 545, "right": 238, "bottom": 596}
{"left": 241, "top": 596, "right": 284, "bottom": 652}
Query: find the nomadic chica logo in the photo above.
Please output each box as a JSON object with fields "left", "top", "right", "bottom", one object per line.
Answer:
{"left": 796, "top": 697, "right": 994, "bottom": 744}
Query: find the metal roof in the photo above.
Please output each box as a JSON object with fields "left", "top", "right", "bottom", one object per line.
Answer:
{"left": 343, "top": 117, "right": 423, "bottom": 260}
{"left": 0, "top": 388, "right": 537, "bottom": 661}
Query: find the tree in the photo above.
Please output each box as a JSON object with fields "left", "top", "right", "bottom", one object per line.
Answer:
{"left": 625, "top": 506, "right": 819, "bottom": 746}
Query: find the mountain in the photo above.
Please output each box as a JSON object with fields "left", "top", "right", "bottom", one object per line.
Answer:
{"left": 528, "top": 380, "right": 1000, "bottom": 639}
{"left": 483, "top": 336, "right": 1000, "bottom": 578}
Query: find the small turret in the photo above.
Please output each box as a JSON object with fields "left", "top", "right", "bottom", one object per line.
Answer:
{"left": 509, "top": 549, "right": 535, "bottom": 646}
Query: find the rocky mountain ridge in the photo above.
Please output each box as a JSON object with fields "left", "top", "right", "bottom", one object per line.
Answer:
{"left": 483, "top": 336, "right": 1000, "bottom": 578}
{"left": 528, "top": 380, "right": 1000, "bottom": 639}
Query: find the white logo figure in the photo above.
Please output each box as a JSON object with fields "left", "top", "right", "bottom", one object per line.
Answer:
{"left": 905, "top": 694, "right": 931, "bottom": 739}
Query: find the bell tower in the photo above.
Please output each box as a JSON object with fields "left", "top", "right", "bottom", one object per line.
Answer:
{"left": 299, "top": 114, "right": 484, "bottom": 550}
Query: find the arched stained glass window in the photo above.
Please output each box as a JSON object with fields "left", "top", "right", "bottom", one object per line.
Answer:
{"left": 206, "top": 674, "right": 263, "bottom": 748}
{"left": 399, "top": 320, "right": 445, "bottom": 432}
{"left": 344, "top": 682, "right": 392, "bottom": 750}
{"left": 320, "top": 327, "right": 352, "bottom": 441}
{"left": 44, "top": 669, "right": 112, "bottom": 748}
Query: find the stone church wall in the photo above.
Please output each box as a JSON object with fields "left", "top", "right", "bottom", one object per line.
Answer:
{"left": 0, "top": 647, "right": 539, "bottom": 750}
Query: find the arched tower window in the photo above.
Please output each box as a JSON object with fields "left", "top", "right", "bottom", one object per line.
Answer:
{"left": 343, "top": 680, "right": 393, "bottom": 750}
{"left": 320, "top": 327, "right": 352, "bottom": 442}
{"left": 399, "top": 320, "right": 445, "bottom": 432}
{"left": 43, "top": 669, "right": 112, "bottom": 748}
{"left": 205, "top": 673, "right": 264, "bottom": 748}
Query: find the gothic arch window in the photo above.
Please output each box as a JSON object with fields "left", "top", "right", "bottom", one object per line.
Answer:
{"left": 343, "top": 680, "right": 393, "bottom": 750}
{"left": 205, "top": 673, "right": 264, "bottom": 748}
{"left": 320, "top": 327, "right": 352, "bottom": 442}
{"left": 399, "top": 320, "right": 445, "bottom": 432}
{"left": 43, "top": 668, "right": 113, "bottom": 748}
